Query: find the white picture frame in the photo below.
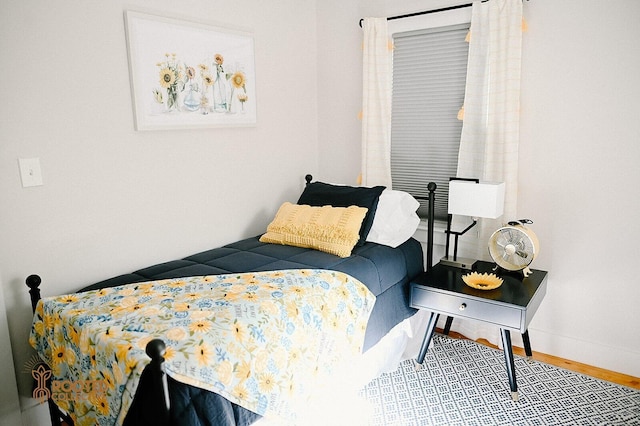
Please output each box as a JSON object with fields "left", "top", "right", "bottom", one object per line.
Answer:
{"left": 124, "top": 10, "right": 257, "bottom": 130}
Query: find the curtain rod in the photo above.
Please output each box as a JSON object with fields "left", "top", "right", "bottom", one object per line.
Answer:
{"left": 358, "top": 0, "right": 527, "bottom": 27}
{"left": 359, "top": 3, "right": 471, "bottom": 27}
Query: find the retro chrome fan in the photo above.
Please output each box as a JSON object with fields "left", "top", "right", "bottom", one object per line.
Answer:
{"left": 488, "top": 219, "right": 539, "bottom": 277}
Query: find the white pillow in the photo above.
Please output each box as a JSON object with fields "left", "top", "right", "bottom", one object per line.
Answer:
{"left": 366, "top": 189, "right": 420, "bottom": 248}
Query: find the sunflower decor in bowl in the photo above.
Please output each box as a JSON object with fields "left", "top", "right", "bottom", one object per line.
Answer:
{"left": 462, "top": 272, "right": 503, "bottom": 290}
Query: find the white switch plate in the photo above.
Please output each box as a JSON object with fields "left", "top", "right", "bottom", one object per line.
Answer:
{"left": 18, "top": 158, "right": 43, "bottom": 187}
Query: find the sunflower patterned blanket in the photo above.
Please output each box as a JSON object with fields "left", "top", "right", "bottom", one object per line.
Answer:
{"left": 30, "top": 269, "right": 375, "bottom": 426}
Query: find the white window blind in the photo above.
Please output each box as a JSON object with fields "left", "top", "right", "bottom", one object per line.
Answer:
{"left": 390, "top": 23, "right": 470, "bottom": 220}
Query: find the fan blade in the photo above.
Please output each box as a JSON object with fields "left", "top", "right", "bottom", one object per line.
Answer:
{"left": 500, "top": 230, "right": 523, "bottom": 246}
{"left": 501, "top": 251, "right": 527, "bottom": 267}
{"left": 496, "top": 234, "right": 514, "bottom": 248}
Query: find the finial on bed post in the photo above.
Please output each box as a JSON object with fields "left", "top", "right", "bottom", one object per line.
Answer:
{"left": 26, "top": 274, "right": 42, "bottom": 313}
{"left": 305, "top": 174, "right": 313, "bottom": 185}
{"left": 126, "top": 339, "right": 170, "bottom": 425}
{"left": 145, "top": 339, "right": 170, "bottom": 423}
{"left": 426, "top": 182, "right": 437, "bottom": 272}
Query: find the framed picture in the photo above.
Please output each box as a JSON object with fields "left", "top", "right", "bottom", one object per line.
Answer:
{"left": 124, "top": 10, "right": 256, "bottom": 130}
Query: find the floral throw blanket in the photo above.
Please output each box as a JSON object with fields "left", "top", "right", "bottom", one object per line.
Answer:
{"left": 30, "top": 269, "right": 375, "bottom": 426}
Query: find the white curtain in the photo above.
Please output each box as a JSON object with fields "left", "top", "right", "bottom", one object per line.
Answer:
{"left": 454, "top": 0, "right": 524, "bottom": 344}
{"left": 361, "top": 18, "right": 393, "bottom": 188}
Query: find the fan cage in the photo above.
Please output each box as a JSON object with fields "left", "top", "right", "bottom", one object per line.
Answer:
{"left": 489, "top": 226, "right": 538, "bottom": 271}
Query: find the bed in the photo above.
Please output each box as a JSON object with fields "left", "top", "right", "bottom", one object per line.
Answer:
{"left": 27, "top": 175, "right": 437, "bottom": 426}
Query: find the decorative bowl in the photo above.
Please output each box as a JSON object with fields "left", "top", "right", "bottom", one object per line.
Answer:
{"left": 462, "top": 272, "right": 503, "bottom": 290}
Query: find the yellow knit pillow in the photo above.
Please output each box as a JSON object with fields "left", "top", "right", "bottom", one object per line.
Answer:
{"left": 260, "top": 202, "right": 368, "bottom": 258}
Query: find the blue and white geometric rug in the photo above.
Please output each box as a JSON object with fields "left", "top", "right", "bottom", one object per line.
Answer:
{"left": 360, "top": 334, "right": 640, "bottom": 425}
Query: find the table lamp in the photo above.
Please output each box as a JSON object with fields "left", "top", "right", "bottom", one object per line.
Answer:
{"left": 441, "top": 179, "right": 505, "bottom": 269}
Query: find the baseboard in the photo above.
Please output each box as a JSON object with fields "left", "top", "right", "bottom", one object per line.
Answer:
{"left": 526, "top": 327, "right": 640, "bottom": 380}
{"left": 479, "top": 336, "right": 640, "bottom": 390}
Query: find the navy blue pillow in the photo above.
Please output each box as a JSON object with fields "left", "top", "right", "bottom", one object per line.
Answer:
{"left": 297, "top": 182, "right": 386, "bottom": 246}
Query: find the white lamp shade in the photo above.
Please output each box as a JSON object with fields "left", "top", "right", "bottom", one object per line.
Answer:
{"left": 448, "top": 180, "right": 505, "bottom": 219}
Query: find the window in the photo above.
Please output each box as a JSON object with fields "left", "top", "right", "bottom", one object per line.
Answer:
{"left": 390, "top": 23, "right": 470, "bottom": 220}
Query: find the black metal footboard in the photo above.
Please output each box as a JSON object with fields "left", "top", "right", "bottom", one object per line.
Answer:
{"left": 27, "top": 275, "right": 171, "bottom": 426}
{"left": 122, "top": 339, "right": 170, "bottom": 426}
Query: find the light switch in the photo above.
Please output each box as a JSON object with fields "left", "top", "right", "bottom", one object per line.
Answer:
{"left": 18, "top": 158, "right": 43, "bottom": 187}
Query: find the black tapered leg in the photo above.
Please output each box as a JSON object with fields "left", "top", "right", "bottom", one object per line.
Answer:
{"left": 443, "top": 316, "right": 454, "bottom": 335}
{"left": 500, "top": 328, "right": 519, "bottom": 401}
{"left": 416, "top": 313, "right": 439, "bottom": 366}
{"left": 522, "top": 330, "right": 532, "bottom": 360}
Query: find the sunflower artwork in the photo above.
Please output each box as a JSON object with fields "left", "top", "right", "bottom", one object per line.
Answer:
{"left": 153, "top": 52, "right": 248, "bottom": 115}
{"left": 125, "top": 11, "right": 256, "bottom": 129}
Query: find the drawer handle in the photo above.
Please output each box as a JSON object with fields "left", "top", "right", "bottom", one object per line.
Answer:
{"left": 459, "top": 303, "right": 467, "bottom": 311}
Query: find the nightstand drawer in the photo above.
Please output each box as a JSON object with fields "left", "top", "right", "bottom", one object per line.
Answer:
{"left": 411, "top": 284, "right": 523, "bottom": 330}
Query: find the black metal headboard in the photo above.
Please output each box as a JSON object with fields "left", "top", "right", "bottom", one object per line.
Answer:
{"left": 303, "top": 174, "right": 436, "bottom": 271}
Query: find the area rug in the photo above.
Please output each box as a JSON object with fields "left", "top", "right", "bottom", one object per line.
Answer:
{"left": 360, "top": 334, "right": 640, "bottom": 425}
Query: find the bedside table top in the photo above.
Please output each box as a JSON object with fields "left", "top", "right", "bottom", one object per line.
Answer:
{"left": 412, "top": 261, "right": 548, "bottom": 309}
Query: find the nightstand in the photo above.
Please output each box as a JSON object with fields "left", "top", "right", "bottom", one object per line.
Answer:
{"left": 410, "top": 260, "right": 548, "bottom": 400}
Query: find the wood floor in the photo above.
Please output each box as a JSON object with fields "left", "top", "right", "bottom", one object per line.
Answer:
{"left": 437, "top": 329, "right": 640, "bottom": 390}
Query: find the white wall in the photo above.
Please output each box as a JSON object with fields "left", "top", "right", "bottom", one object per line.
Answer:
{"left": 319, "top": 0, "right": 640, "bottom": 376}
{"left": 315, "top": 0, "right": 365, "bottom": 185}
{"left": 0, "top": 0, "right": 319, "bottom": 414}
{"left": 517, "top": 0, "right": 640, "bottom": 377}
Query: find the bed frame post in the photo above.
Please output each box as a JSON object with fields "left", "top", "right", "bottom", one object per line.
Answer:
{"left": 26, "top": 274, "right": 42, "bottom": 313}
{"left": 146, "top": 339, "right": 170, "bottom": 417}
{"left": 124, "top": 339, "right": 171, "bottom": 426}
{"left": 25, "top": 274, "right": 72, "bottom": 426}
{"left": 426, "top": 182, "right": 437, "bottom": 272}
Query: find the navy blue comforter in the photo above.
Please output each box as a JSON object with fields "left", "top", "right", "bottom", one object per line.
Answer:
{"left": 81, "top": 236, "right": 423, "bottom": 426}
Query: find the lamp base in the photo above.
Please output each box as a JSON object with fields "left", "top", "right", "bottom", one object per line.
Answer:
{"left": 439, "top": 256, "right": 477, "bottom": 270}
